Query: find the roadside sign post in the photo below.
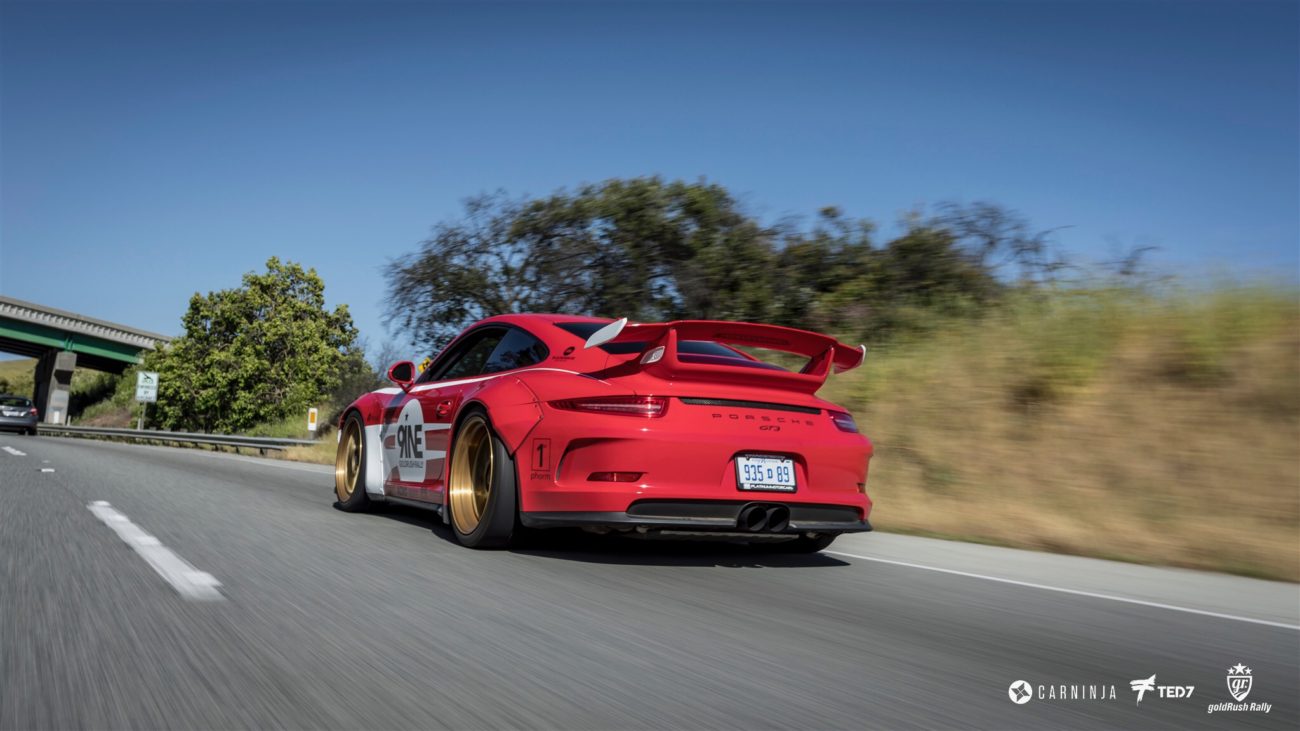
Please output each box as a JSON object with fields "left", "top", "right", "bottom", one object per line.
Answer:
{"left": 135, "top": 371, "right": 159, "bottom": 430}
{"left": 307, "top": 407, "right": 319, "bottom": 433}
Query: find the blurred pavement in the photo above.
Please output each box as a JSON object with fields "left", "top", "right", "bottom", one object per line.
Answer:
{"left": 2, "top": 437, "right": 1296, "bottom": 729}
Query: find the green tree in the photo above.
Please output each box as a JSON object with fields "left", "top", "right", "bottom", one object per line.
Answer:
{"left": 934, "top": 201, "right": 1063, "bottom": 284}
{"left": 386, "top": 177, "right": 778, "bottom": 353}
{"left": 815, "top": 216, "right": 1002, "bottom": 341}
{"left": 147, "top": 258, "right": 358, "bottom": 433}
{"left": 386, "top": 179, "right": 1019, "bottom": 352}
{"left": 769, "top": 207, "right": 876, "bottom": 331}
{"left": 325, "top": 345, "right": 385, "bottom": 423}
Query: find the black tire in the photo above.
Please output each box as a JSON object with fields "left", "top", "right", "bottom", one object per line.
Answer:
{"left": 447, "top": 409, "right": 517, "bottom": 549}
{"left": 334, "top": 411, "right": 371, "bottom": 512}
{"left": 764, "top": 533, "right": 838, "bottom": 553}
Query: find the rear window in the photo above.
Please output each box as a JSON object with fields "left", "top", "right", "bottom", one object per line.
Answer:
{"left": 0, "top": 396, "right": 31, "bottom": 407}
{"left": 554, "top": 322, "right": 788, "bottom": 370}
{"left": 482, "top": 328, "right": 549, "bottom": 374}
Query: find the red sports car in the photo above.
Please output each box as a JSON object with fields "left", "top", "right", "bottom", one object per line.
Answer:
{"left": 334, "top": 314, "right": 873, "bottom": 551}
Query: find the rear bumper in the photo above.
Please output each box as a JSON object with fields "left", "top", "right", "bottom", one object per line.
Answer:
{"left": 0, "top": 416, "right": 36, "bottom": 431}
{"left": 520, "top": 499, "right": 873, "bottom": 535}
{"left": 518, "top": 400, "right": 874, "bottom": 519}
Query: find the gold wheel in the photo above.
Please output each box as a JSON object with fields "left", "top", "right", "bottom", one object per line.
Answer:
{"left": 449, "top": 414, "right": 495, "bottom": 535}
{"left": 335, "top": 417, "right": 363, "bottom": 502}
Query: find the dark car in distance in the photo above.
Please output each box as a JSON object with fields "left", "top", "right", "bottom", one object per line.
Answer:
{"left": 0, "top": 395, "right": 38, "bottom": 435}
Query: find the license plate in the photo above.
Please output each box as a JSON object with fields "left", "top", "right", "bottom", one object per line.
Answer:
{"left": 735, "top": 455, "right": 797, "bottom": 492}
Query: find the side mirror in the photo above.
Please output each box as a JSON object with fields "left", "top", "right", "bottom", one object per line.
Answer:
{"left": 387, "top": 361, "right": 416, "bottom": 391}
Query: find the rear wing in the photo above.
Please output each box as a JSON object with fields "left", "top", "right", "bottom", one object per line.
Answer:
{"left": 585, "top": 318, "right": 866, "bottom": 392}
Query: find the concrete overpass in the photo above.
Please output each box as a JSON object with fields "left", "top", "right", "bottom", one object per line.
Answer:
{"left": 0, "top": 295, "right": 171, "bottom": 424}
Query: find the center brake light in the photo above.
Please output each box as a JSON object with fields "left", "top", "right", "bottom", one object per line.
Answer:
{"left": 550, "top": 395, "right": 668, "bottom": 418}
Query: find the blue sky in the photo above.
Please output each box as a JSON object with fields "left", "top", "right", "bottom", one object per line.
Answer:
{"left": 2, "top": 0, "right": 1296, "bottom": 356}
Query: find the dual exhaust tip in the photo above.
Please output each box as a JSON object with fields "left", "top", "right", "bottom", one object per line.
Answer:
{"left": 737, "top": 504, "right": 790, "bottom": 533}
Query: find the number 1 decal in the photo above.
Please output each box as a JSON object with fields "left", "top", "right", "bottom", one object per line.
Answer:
{"left": 532, "top": 438, "right": 551, "bottom": 470}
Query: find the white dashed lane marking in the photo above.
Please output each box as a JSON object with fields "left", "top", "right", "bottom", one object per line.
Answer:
{"left": 2, "top": 446, "right": 26, "bottom": 456}
{"left": 87, "top": 501, "right": 223, "bottom": 601}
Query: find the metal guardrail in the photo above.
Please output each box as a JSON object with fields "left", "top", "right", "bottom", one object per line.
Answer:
{"left": 37, "top": 424, "right": 322, "bottom": 453}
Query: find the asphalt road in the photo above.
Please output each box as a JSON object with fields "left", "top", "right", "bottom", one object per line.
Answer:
{"left": 2, "top": 436, "right": 1297, "bottom": 730}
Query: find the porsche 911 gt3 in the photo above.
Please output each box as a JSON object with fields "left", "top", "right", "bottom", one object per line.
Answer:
{"left": 334, "top": 315, "right": 873, "bottom": 551}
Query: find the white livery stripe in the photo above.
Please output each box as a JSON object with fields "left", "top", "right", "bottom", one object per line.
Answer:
{"left": 88, "top": 501, "right": 223, "bottom": 601}
{"left": 371, "top": 367, "right": 594, "bottom": 398}
{"left": 407, "top": 367, "right": 589, "bottom": 393}
{"left": 2, "top": 446, "right": 25, "bottom": 456}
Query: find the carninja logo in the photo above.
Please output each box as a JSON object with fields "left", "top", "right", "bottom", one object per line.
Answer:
{"left": 1008, "top": 680, "right": 1032, "bottom": 704}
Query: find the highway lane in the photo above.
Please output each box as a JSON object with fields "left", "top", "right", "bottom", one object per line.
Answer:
{"left": 2, "top": 435, "right": 1297, "bottom": 730}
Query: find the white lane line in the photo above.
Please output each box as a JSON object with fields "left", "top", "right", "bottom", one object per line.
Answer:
{"left": 182, "top": 450, "right": 333, "bottom": 474}
{"left": 39, "top": 468, "right": 54, "bottom": 473}
{"left": 75, "top": 438, "right": 332, "bottom": 475}
{"left": 87, "top": 501, "right": 223, "bottom": 601}
{"left": 2, "top": 446, "right": 26, "bottom": 456}
{"left": 112, "top": 442, "right": 333, "bottom": 474}
{"left": 825, "top": 550, "right": 1300, "bottom": 631}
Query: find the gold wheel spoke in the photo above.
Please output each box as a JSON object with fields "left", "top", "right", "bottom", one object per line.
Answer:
{"left": 335, "top": 420, "right": 363, "bottom": 501}
{"left": 450, "top": 416, "right": 495, "bottom": 536}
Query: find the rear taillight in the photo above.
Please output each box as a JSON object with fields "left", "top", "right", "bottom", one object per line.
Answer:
{"left": 550, "top": 396, "right": 668, "bottom": 418}
{"left": 830, "top": 411, "right": 858, "bottom": 432}
{"left": 29, "top": 408, "right": 38, "bottom": 417}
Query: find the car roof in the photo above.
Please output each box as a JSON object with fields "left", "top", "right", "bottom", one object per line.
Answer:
{"left": 475, "top": 313, "right": 613, "bottom": 327}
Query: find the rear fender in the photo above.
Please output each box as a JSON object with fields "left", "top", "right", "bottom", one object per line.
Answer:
{"left": 461, "top": 377, "right": 543, "bottom": 456}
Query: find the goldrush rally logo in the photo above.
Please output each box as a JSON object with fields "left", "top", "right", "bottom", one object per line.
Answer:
{"left": 1007, "top": 679, "right": 1118, "bottom": 704}
{"left": 1207, "top": 664, "right": 1271, "bottom": 715}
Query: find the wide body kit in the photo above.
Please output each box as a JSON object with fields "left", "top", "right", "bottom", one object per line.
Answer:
{"left": 338, "top": 315, "right": 873, "bottom": 545}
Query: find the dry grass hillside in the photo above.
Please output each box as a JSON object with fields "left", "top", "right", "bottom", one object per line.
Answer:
{"left": 0, "top": 358, "right": 36, "bottom": 395}
{"left": 822, "top": 286, "right": 1300, "bottom": 581}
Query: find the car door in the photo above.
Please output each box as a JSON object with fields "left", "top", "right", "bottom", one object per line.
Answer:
{"left": 381, "top": 328, "right": 506, "bottom": 504}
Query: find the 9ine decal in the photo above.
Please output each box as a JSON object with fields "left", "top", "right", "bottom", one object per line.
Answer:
{"left": 386, "top": 399, "right": 430, "bottom": 482}
{"left": 397, "top": 420, "right": 423, "bottom": 461}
